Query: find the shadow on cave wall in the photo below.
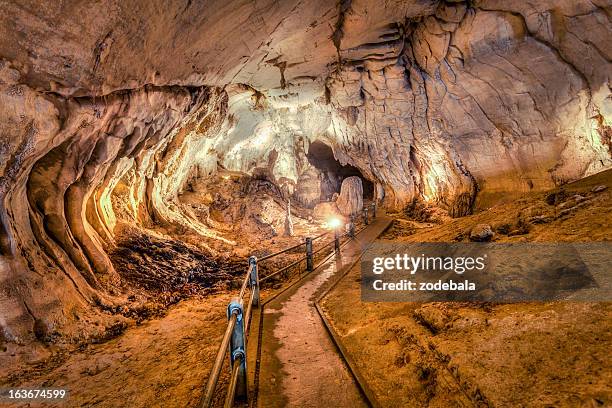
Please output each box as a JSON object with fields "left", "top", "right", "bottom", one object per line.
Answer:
{"left": 306, "top": 141, "right": 374, "bottom": 201}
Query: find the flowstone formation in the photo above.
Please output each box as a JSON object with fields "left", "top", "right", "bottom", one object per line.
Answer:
{"left": 336, "top": 177, "right": 364, "bottom": 217}
{"left": 0, "top": 0, "right": 610, "bottom": 346}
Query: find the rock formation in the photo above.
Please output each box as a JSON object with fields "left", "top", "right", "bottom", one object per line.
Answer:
{"left": 336, "top": 177, "right": 364, "bottom": 216}
{"left": 284, "top": 199, "right": 294, "bottom": 237}
{"left": 293, "top": 165, "right": 321, "bottom": 208}
{"left": 0, "top": 0, "right": 610, "bottom": 343}
{"left": 469, "top": 224, "right": 495, "bottom": 242}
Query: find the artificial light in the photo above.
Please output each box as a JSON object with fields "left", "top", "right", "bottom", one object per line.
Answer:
{"left": 328, "top": 217, "right": 342, "bottom": 229}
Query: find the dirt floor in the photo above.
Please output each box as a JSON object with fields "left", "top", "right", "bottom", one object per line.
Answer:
{"left": 320, "top": 169, "right": 612, "bottom": 407}
{"left": 1, "top": 296, "right": 233, "bottom": 408}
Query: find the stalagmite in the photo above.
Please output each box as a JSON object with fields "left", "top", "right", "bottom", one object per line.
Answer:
{"left": 284, "top": 199, "right": 294, "bottom": 237}
{"left": 336, "top": 177, "right": 364, "bottom": 217}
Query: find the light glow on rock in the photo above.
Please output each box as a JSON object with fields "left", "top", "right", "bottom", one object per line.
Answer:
{"left": 328, "top": 217, "right": 342, "bottom": 229}
{"left": 251, "top": 127, "right": 271, "bottom": 147}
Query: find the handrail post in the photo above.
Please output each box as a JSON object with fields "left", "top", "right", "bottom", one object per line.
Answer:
{"left": 363, "top": 206, "right": 369, "bottom": 225}
{"left": 371, "top": 202, "right": 377, "bottom": 219}
{"left": 249, "top": 256, "right": 259, "bottom": 307}
{"left": 334, "top": 228, "right": 340, "bottom": 252}
{"left": 348, "top": 215, "right": 355, "bottom": 238}
{"left": 305, "top": 237, "right": 313, "bottom": 272}
{"left": 227, "top": 299, "right": 247, "bottom": 401}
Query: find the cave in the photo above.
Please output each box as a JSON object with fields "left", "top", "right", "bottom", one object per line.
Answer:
{"left": 0, "top": 1, "right": 611, "bottom": 407}
{"left": 306, "top": 141, "right": 374, "bottom": 201}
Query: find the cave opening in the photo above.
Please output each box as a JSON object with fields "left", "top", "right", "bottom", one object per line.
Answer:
{"left": 306, "top": 141, "right": 374, "bottom": 201}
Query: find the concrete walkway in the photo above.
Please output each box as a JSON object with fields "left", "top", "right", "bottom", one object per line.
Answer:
{"left": 256, "top": 215, "right": 392, "bottom": 407}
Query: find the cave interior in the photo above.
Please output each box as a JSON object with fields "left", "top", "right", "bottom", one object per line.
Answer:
{"left": 0, "top": 0, "right": 611, "bottom": 406}
{"left": 306, "top": 141, "right": 374, "bottom": 202}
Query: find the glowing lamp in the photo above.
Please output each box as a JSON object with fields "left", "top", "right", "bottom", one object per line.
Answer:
{"left": 328, "top": 217, "right": 342, "bottom": 229}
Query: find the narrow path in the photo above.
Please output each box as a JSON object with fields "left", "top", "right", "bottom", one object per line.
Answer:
{"left": 256, "top": 215, "right": 392, "bottom": 407}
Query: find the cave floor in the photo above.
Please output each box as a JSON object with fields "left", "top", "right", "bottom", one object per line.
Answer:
{"left": 321, "top": 262, "right": 611, "bottom": 407}
{"left": 320, "top": 170, "right": 612, "bottom": 407}
{"left": 1, "top": 295, "right": 232, "bottom": 408}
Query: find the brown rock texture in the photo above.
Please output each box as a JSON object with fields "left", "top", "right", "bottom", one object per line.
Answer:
{"left": 469, "top": 224, "right": 494, "bottom": 242}
{"left": 0, "top": 0, "right": 610, "bottom": 342}
{"left": 336, "top": 176, "right": 364, "bottom": 216}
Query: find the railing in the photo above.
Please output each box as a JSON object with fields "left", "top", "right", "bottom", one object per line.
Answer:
{"left": 258, "top": 230, "right": 328, "bottom": 283}
{"left": 201, "top": 202, "right": 377, "bottom": 407}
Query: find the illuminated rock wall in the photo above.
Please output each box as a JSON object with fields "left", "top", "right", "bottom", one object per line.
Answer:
{"left": 0, "top": 0, "right": 610, "bottom": 340}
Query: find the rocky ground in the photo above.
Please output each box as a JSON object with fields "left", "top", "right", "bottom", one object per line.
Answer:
{"left": 320, "top": 169, "right": 612, "bottom": 407}
{"left": 0, "top": 296, "right": 232, "bottom": 408}
{"left": 384, "top": 168, "right": 612, "bottom": 244}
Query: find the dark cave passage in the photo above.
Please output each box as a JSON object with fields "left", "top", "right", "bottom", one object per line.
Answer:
{"left": 307, "top": 141, "right": 374, "bottom": 201}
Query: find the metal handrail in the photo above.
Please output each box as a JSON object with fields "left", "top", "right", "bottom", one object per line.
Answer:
{"left": 311, "top": 234, "right": 343, "bottom": 256}
{"left": 259, "top": 231, "right": 342, "bottom": 282}
{"left": 257, "top": 241, "right": 304, "bottom": 261}
{"left": 243, "top": 289, "right": 256, "bottom": 338}
{"left": 202, "top": 205, "right": 377, "bottom": 407}
{"left": 223, "top": 288, "right": 257, "bottom": 406}
{"left": 224, "top": 359, "right": 242, "bottom": 408}
{"left": 259, "top": 256, "right": 305, "bottom": 282}
{"left": 238, "top": 267, "right": 251, "bottom": 299}
{"left": 202, "top": 265, "right": 254, "bottom": 408}
{"left": 201, "top": 310, "right": 239, "bottom": 407}
{"left": 200, "top": 231, "right": 338, "bottom": 407}
{"left": 257, "top": 230, "right": 329, "bottom": 261}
